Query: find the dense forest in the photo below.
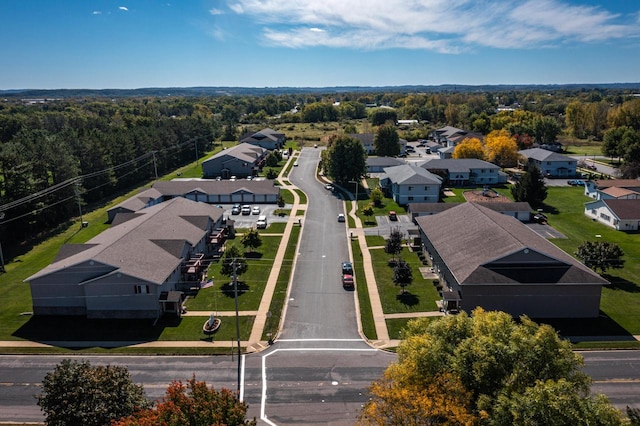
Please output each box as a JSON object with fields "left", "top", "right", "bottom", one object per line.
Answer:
{"left": 1, "top": 87, "right": 640, "bottom": 253}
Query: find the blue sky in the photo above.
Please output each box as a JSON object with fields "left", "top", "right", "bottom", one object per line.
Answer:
{"left": 1, "top": 0, "right": 639, "bottom": 89}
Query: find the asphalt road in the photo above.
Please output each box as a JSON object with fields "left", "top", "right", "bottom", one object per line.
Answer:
{"left": 0, "top": 148, "right": 637, "bottom": 424}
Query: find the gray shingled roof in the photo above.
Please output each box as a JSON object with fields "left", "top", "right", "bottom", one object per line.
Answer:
{"left": 239, "top": 128, "right": 284, "bottom": 143}
{"left": 26, "top": 197, "right": 224, "bottom": 285}
{"left": 383, "top": 165, "right": 443, "bottom": 185}
{"left": 366, "top": 157, "right": 406, "bottom": 167}
{"left": 109, "top": 187, "right": 163, "bottom": 213}
{"left": 409, "top": 201, "right": 532, "bottom": 214}
{"left": 152, "top": 179, "right": 279, "bottom": 196}
{"left": 202, "top": 143, "right": 266, "bottom": 164}
{"left": 420, "top": 158, "right": 499, "bottom": 173}
{"left": 518, "top": 148, "right": 576, "bottom": 162}
{"left": 415, "top": 203, "right": 606, "bottom": 286}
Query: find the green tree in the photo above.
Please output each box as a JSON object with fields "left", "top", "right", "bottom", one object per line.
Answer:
{"left": 369, "top": 108, "right": 398, "bottom": 126}
{"left": 220, "top": 245, "right": 248, "bottom": 280}
{"left": 393, "top": 258, "right": 413, "bottom": 294}
{"left": 602, "top": 126, "right": 629, "bottom": 158}
{"left": 385, "top": 228, "right": 403, "bottom": 262}
{"left": 374, "top": 124, "right": 400, "bottom": 157}
{"left": 510, "top": 165, "right": 547, "bottom": 207}
{"left": 265, "top": 168, "right": 278, "bottom": 179}
{"left": 627, "top": 406, "right": 640, "bottom": 425}
{"left": 575, "top": 241, "right": 625, "bottom": 274}
{"left": 492, "top": 379, "right": 623, "bottom": 426}
{"left": 114, "top": 377, "right": 257, "bottom": 426}
{"left": 532, "top": 115, "right": 561, "bottom": 144}
{"left": 37, "top": 359, "right": 149, "bottom": 426}
{"left": 242, "top": 228, "right": 262, "bottom": 253}
{"left": 370, "top": 187, "right": 384, "bottom": 207}
{"left": 264, "top": 151, "right": 280, "bottom": 167}
{"left": 378, "top": 309, "right": 611, "bottom": 423}
{"left": 323, "top": 134, "right": 367, "bottom": 184}
{"left": 362, "top": 204, "right": 374, "bottom": 224}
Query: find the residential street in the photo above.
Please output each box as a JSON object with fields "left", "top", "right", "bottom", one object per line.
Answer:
{"left": 0, "top": 149, "right": 639, "bottom": 425}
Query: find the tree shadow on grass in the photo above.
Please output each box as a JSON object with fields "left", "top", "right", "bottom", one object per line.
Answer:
{"left": 244, "top": 252, "right": 263, "bottom": 259}
{"left": 221, "top": 281, "right": 249, "bottom": 298}
{"left": 396, "top": 292, "right": 419, "bottom": 307}
{"left": 602, "top": 274, "right": 640, "bottom": 293}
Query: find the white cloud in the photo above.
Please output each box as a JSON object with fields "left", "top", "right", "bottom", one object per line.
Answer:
{"left": 209, "top": 8, "right": 224, "bottom": 15}
{"left": 92, "top": 11, "right": 102, "bottom": 15}
{"left": 119, "top": 6, "right": 129, "bottom": 12}
{"left": 227, "top": 0, "right": 639, "bottom": 52}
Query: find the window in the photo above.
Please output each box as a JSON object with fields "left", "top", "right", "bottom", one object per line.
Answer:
{"left": 408, "top": 186, "right": 413, "bottom": 191}
{"left": 424, "top": 186, "right": 429, "bottom": 190}
{"left": 599, "top": 213, "right": 611, "bottom": 222}
{"left": 134, "top": 284, "right": 150, "bottom": 294}
{"left": 408, "top": 196, "right": 414, "bottom": 201}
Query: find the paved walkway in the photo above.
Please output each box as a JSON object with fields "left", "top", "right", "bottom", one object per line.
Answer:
{"left": 4, "top": 154, "right": 629, "bottom": 351}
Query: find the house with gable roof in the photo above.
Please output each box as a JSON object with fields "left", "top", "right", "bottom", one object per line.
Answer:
{"left": 380, "top": 164, "right": 442, "bottom": 205}
{"left": 25, "top": 198, "right": 225, "bottom": 319}
{"left": 420, "top": 158, "right": 506, "bottom": 186}
{"left": 584, "top": 198, "right": 640, "bottom": 231}
{"left": 239, "top": 128, "right": 286, "bottom": 150}
{"left": 201, "top": 143, "right": 267, "bottom": 178}
{"left": 518, "top": 147, "right": 577, "bottom": 177}
{"left": 584, "top": 178, "right": 640, "bottom": 200}
{"left": 416, "top": 203, "right": 607, "bottom": 317}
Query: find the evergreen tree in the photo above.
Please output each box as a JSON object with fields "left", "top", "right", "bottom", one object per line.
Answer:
{"left": 374, "top": 124, "right": 400, "bottom": 157}
{"left": 511, "top": 165, "right": 547, "bottom": 207}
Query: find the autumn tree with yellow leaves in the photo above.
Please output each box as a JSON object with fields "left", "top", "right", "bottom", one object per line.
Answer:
{"left": 452, "top": 137, "right": 484, "bottom": 160}
{"left": 358, "top": 309, "right": 623, "bottom": 426}
{"left": 483, "top": 130, "right": 518, "bottom": 167}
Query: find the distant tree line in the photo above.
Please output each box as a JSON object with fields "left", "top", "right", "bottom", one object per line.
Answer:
{"left": 0, "top": 98, "right": 220, "bottom": 246}
{"left": 3, "top": 88, "right": 640, "bottom": 252}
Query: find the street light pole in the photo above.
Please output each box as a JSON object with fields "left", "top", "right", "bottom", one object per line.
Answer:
{"left": 232, "top": 259, "right": 241, "bottom": 395}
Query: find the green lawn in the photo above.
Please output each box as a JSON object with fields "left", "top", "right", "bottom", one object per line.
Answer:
{"left": 262, "top": 226, "right": 300, "bottom": 340}
{"left": 352, "top": 239, "right": 376, "bottom": 340}
{"left": 189, "top": 236, "right": 281, "bottom": 311}
{"left": 538, "top": 187, "right": 640, "bottom": 335}
{"left": 369, "top": 247, "right": 441, "bottom": 315}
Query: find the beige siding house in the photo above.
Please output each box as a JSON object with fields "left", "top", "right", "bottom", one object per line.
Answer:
{"left": 26, "top": 198, "right": 225, "bottom": 319}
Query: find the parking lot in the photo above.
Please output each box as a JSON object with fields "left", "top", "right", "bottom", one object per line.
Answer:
{"left": 218, "top": 203, "right": 290, "bottom": 229}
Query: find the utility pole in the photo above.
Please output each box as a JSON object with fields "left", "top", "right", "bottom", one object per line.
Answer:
{"left": 74, "top": 180, "right": 85, "bottom": 228}
{"left": 152, "top": 151, "right": 158, "bottom": 179}
{"left": 0, "top": 212, "right": 5, "bottom": 272}
{"left": 232, "top": 259, "right": 241, "bottom": 395}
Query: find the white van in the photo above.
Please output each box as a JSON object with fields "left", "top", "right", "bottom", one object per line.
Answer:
{"left": 256, "top": 215, "right": 267, "bottom": 229}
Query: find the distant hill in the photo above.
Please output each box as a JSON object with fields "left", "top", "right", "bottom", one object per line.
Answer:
{"left": 2, "top": 83, "right": 640, "bottom": 99}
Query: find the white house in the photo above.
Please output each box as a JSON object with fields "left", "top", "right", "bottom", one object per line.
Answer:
{"left": 584, "top": 198, "right": 640, "bottom": 231}
{"left": 380, "top": 164, "right": 442, "bottom": 205}
{"left": 584, "top": 179, "right": 640, "bottom": 199}
{"left": 420, "top": 158, "right": 506, "bottom": 186}
{"left": 518, "top": 148, "right": 577, "bottom": 178}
